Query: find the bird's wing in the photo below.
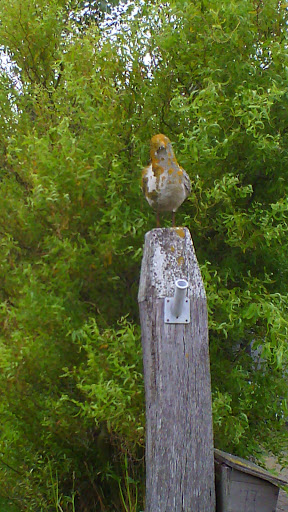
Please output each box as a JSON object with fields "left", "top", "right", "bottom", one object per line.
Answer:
{"left": 142, "top": 164, "right": 157, "bottom": 197}
{"left": 181, "top": 167, "right": 191, "bottom": 194}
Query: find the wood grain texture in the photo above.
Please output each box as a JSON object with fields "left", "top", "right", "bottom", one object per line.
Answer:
{"left": 215, "top": 464, "right": 279, "bottom": 512}
{"left": 265, "top": 455, "right": 288, "bottom": 512}
{"left": 215, "top": 449, "right": 288, "bottom": 488}
{"left": 138, "top": 228, "right": 215, "bottom": 512}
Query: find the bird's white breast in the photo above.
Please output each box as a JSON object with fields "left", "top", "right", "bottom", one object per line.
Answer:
{"left": 143, "top": 164, "right": 189, "bottom": 212}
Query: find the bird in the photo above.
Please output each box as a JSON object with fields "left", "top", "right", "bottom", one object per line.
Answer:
{"left": 142, "top": 134, "right": 191, "bottom": 227}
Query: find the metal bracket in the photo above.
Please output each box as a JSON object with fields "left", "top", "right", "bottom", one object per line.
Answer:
{"left": 164, "top": 279, "right": 191, "bottom": 324}
{"left": 164, "top": 297, "right": 190, "bottom": 324}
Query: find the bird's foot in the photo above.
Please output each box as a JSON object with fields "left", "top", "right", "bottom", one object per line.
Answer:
{"left": 172, "top": 212, "right": 176, "bottom": 227}
{"left": 156, "top": 212, "right": 160, "bottom": 228}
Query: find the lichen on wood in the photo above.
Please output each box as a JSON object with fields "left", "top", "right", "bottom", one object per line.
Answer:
{"left": 138, "top": 227, "right": 215, "bottom": 512}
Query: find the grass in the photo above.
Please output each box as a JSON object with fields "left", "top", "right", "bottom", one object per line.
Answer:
{"left": 0, "top": 497, "right": 19, "bottom": 512}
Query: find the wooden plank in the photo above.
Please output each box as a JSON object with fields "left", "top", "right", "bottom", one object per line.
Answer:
{"left": 215, "top": 463, "right": 279, "bottom": 512}
{"left": 215, "top": 449, "right": 288, "bottom": 487}
{"left": 138, "top": 227, "right": 215, "bottom": 512}
{"left": 265, "top": 454, "right": 288, "bottom": 512}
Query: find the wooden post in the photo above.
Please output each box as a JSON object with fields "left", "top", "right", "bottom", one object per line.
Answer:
{"left": 138, "top": 227, "right": 215, "bottom": 512}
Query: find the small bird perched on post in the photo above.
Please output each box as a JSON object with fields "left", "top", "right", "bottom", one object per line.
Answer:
{"left": 142, "top": 134, "right": 191, "bottom": 227}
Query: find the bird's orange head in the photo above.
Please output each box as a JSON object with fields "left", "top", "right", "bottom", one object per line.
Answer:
{"left": 150, "top": 134, "right": 170, "bottom": 154}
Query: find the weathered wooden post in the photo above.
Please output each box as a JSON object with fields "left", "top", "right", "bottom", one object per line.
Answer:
{"left": 138, "top": 227, "right": 215, "bottom": 512}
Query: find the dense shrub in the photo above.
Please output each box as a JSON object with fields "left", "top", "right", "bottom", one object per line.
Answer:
{"left": 0, "top": 0, "right": 287, "bottom": 509}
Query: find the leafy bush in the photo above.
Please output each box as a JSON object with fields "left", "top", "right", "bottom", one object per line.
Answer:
{"left": 0, "top": 0, "right": 287, "bottom": 510}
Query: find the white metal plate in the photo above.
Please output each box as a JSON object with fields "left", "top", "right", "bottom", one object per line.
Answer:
{"left": 164, "top": 297, "right": 191, "bottom": 324}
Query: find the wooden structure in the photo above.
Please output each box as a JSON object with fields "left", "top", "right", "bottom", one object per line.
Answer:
{"left": 138, "top": 227, "right": 215, "bottom": 512}
{"left": 215, "top": 449, "right": 288, "bottom": 512}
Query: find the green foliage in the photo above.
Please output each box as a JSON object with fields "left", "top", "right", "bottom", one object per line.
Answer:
{"left": 0, "top": 497, "right": 18, "bottom": 512}
{"left": 65, "top": 318, "right": 144, "bottom": 444}
{"left": 0, "top": 0, "right": 288, "bottom": 509}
